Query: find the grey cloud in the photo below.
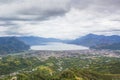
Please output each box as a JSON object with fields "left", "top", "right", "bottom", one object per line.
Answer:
{"left": 1, "top": 0, "right": 120, "bottom": 23}
{"left": 71, "top": 0, "right": 120, "bottom": 13}
{"left": 111, "top": 19, "right": 120, "bottom": 22}
{"left": 19, "top": 8, "right": 68, "bottom": 21}
{"left": 71, "top": 0, "right": 92, "bottom": 9}
{"left": 108, "top": 29, "right": 120, "bottom": 32}
{"left": 4, "top": 31, "right": 28, "bottom": 36}
{"left": 94, "top": 29, "right": 120, "bottom": 33}
{"left": 0, "top": 0, "right": 70, "bottom": 26}
{"left": 0, "top": 0, "right": 120, "bottom": 38}
{"left": 0, "top": 0, "right": 16, "bottom": 3}
{"left": 0, "top": 12, "right": 67, "bottom": 26}
{"left": 1, "top": 0, "right": 120, "bottom": 24}
{"left": 0, "top": 21, "right": 16, "bottom": 26}
{"left": 3, "top": 26, "right": 29, "bottom": 36}
{"left": 0, "top": 16, "right": 40, "bottom": 21}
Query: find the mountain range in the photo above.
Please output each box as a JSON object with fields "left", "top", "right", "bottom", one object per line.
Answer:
{"left": 1, "top": 33, "right": 120, "bottom": 54}
{"left": 16, "top": 34, "right": 120, "bottom": 50}
{"left": 69, "top": 34, "right": 120, "bottom": 50}
{"left": 17, "top": 36, "right": 63, "bottom": 45}
{"left": 0, "top": 37, "right": 30, "bottom": 54}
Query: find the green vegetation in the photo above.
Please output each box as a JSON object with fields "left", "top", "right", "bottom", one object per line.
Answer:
{"left": 0, "top": 56, "right": 42, "bottom": 75}
{"left": 0, "top": 55, "right": 120, "bottom": 80}
{"left": 0, "top": 37, "right": 30, "bottom": 54}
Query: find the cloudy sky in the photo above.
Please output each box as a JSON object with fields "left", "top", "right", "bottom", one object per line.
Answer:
{"left": 0, "top": 0, "right": 120, "bottom": 39}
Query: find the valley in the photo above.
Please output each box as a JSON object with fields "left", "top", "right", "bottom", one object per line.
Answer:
{"left": 1, "top": 0, "right": 120, "bottom": 79}
{"left": 0, "top": 34, "right": 120, "bottom": 80}
{"left": 0, "top": 49, "right": 120, "bottom": 80}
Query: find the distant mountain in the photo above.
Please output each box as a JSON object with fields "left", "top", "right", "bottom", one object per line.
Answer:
{"left": 0, "top": 37, "right": 30, "bottom": 54}
{"left": 69, "top": 34, "right": 120, "bottom": 50}
{"left": 17, "top": 36, "right": 63, "bottom": 46}
{"left": 91, "top": 43, "right": 120, "bottom": 50}
{"left": 1, "top": 34, "right": 120, "bottom": 53}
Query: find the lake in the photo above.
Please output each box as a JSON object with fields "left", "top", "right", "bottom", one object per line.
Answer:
{"left": 31, "top": 42, "right": 89, "bottom": 50}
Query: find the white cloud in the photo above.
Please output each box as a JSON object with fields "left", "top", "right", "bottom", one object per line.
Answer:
{"left": 13, "top": 8, "right": 120, "bottom": 39}
{"left": 0, "top": 0, "right": 120, "bottom": 39}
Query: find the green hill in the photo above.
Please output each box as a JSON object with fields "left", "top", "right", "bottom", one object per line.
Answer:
{"left": 0, "top": 37, "right": 30, "bottom": 54}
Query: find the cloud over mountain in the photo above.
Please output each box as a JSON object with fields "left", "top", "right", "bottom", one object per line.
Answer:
{"left": 0, "top": 0, "right": 120, "bottom": 39}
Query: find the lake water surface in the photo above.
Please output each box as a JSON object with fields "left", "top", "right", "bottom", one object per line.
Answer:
{"left": 31, "top": 42, "right": 89, "bottom": 50}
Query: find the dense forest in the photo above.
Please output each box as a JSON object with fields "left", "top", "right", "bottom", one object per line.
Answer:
{"left": 0, "top": 54, "right": 120, "bottom": 80}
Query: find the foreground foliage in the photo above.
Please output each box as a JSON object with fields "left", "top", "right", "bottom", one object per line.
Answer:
{"left": 0, "top": 55, "right": 120, "bottom": 80}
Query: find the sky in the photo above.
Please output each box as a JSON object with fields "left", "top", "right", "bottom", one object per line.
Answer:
{"left": 0, "top": 0, "right": 120, "bottom": 39}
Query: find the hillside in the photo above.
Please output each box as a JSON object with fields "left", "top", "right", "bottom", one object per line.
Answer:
{"left": 69, "top": 34, "right": 120, "bottom": 50}
{"left": 0, "top": 37, "right": 30, "bottom": 54}
{"left": 0, "top": 53, "right": 120, "bottom": 80}
{"left": 91, "top": 43, "right": 120, "bottom": 50}
{"left": 5, "top": 68, "right": 120, "bottom": 80}
{"left": 17, "top": 36, "right": 62, "bottom": 45}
